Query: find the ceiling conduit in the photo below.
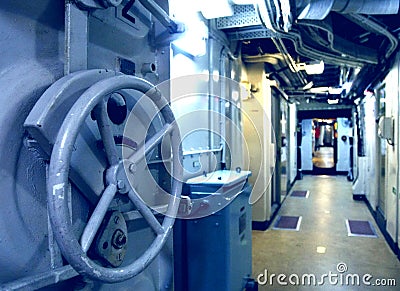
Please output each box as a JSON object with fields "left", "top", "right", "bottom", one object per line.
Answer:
{"left": 343, "top": 14, "right": 399, "bottom": 59}
{"left": 297, "top": 0, "right": 400, "bottom": 20}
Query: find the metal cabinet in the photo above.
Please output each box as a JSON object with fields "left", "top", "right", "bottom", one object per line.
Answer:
{"left": 174, "top": 170, "right": 255, "bottom": 291}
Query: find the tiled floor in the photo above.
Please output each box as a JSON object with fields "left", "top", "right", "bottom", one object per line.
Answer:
{"left": 252, "top": 175, "right": 400, "bottom": 290}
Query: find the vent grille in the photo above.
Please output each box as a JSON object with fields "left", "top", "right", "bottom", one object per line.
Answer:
{"left": 216, "top": 5, "right": 261, "bottom": 29}
{"left": 226, "top": 28, "right": 278, "bottom": 40}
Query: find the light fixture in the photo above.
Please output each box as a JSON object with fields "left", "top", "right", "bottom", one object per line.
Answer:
{"left": 328, "top": 87, "right": 344, "bottom": 95}
{"left": 342, "top": 81, "right": 352, "bottom": 94}
{"left": 232, "top": 91, "right": 239, "bottom": 101}
{"left": 198, "top": 0, "right": 234, "bottom": 19}
{"left": 302, "top": 81, "right": 313, "bottom": 90}
{"left": 309, "top": 87, "right": 329, "bottom": 94}
{"left": 297, "top": 60, "right": 325, "bottom": 75}
{"left": 327, "top": 99, "right": 339, "bottom": 105}
{"left": 308, "top": 86, "right": 344, "bottom": 95}
{"left": 170, "top": 0, "right": 208, "bottom": 57}
{"left": 305, "top": 61, "right": 325, "bottom": 75}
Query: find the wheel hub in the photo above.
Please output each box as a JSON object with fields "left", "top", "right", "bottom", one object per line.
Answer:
{"left": 92, "top": 211, "right": 128, "bottom": 267}
{"left": 106, "top": 159, "right": 133, "bottom": 195}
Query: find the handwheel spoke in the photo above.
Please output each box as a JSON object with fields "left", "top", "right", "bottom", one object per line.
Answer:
{"left": 45, "top": 74, "right": 182, "bottom": 282}
{"left": 80, "top": 183, "right": 118, "bottom": 253}
{"left": 128, "top": 188, "right": 164, "bottom": 235}
{"left": 94, "top": 102, "right": 119, "bottom": 166}
{"left": 127, "top": 123, "right": 173, "bottom": 165}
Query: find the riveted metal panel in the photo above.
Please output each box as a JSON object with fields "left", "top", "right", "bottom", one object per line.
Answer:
{"left": 226, "top": 27, "right": 278, "bottom": 40}
{"left": 216, "top": 5, "right": 261, "bottom": 29}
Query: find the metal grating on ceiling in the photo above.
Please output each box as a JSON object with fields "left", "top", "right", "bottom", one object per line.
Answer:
{"left": 226, "top": 27, "right": 279, "bottom": 40}
{"left": 216, "top": 4, "right": 261, "bottom": 29}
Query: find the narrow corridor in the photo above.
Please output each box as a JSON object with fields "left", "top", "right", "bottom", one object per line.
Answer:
{"left": 252, "top": 175, "right": 400, "bottom": 290}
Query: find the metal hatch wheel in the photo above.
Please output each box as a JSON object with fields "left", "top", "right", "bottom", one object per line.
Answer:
{"left": 45, "top": 73, "right": 183, "bottom": 283}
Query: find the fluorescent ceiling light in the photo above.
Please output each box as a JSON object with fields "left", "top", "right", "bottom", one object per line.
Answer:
{"left": 327, "top": 99, "right": 339, "bottom": 105}
{"left": 305, "top": 61, "right": 325, "bottom": 75}
{"left": 170, "top": 0, "right": 208, "bottom": 57}
{"left": 309, "top": 87, "right": 329, "bottom": 93}
{"left": 198, "top": 0, "right": 234, "bottom": 19}
{"left": 172, "top": 19, "right": 208, "bottom": 57}
{"left": 328, "top": 87, "right": 343, "bottom": 95}
{"left": 308, "top": 86, "right": 344, "bottom": 95}
{"left": 297, "top": 60, "right": 325, "bottom": 75}
{"left": 342, "top": 81, "right": 352, "bottom": 93}
{"left": 303, "top": 81, "right": 313, "bottom": 90}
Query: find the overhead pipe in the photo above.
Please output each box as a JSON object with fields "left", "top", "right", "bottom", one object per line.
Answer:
{"left": 257, "top": 0, "right": 293, "bottom": 32}
{"left": 208, "top": 37, "right": 216, "bottom": 171}
{"left": 332, "top": 0, "right": 399, "bottom": 14}
{"left": 296, "top": 20, "right": 379, "bottom": 65}
{"left": 243, "top": 53, "right": 296, "bottom": 87}
{"left": 138, "top": 0, "right": 180, "bottom": 33}
{"left": 343, "top": 15, "right": 399, "bottom": 99}
{"left": 283, "top": 30, "right": 372, "bottom": 67}
{"left": 219, "top": 47, "right": 228, "bottom": 167}
{"left": 396, "top": 58, "right": 400, "bottom": 245}
{"left": 293, "top": 1, "right": 398, "bottom": 66}
{"left": 272, "top": 38, "right": 308, "bottom": 87}
{"left": 183, "top": 145, "right": 224, "bottom": 157}
{"left": 297, "top": 0, "right": 400, "bottom": 20}
{"left": 242, "top": 53, "right": 285, "bottom": 64}
{"left": 343, "top": 14, "right": 399, "bottom": 59}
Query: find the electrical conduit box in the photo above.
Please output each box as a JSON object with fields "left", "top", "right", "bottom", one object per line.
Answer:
{"left": 378, "top": 116, "right": 394, "bottom": 142}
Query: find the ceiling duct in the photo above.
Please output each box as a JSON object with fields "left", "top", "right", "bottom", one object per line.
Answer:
{"left": 332, "top": 0, "right": 399, "bottom": 14}
{"left": 297, "top": 0, "right": 400, "bottom": 20}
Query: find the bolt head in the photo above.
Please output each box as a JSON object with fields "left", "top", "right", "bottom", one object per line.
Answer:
{"left": 117, "top": 180, "right": 125, "bottom": 190}
{"left": 112, "top": 229, "right": 127, "bottom": 249}
{"left": 129, "top": 163, "right": 137, "bottom": 174}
